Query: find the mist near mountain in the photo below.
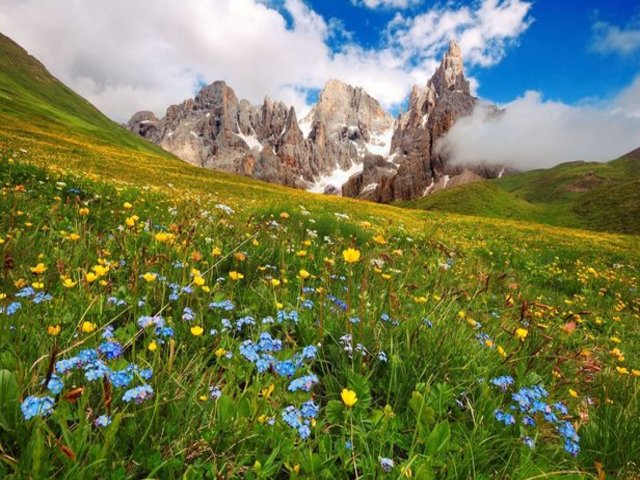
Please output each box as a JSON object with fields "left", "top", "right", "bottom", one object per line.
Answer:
{"left": 438, "top": 78, "right": 640, "bottom": 169}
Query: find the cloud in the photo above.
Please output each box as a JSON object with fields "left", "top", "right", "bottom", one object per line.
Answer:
{"left": 0, "top": 0, "right": 532, "bottom": 122}
{"left": 385, "top": 0, "right": 533, "bottom": 67}
{"left": 352, "top": 0, "right": 421, "bottom": 9}
{"left": 591, "top": 20, "right": 640, "bottom": 56}
{"left": 437, "top": 81, "right": 640, "bottom": 170}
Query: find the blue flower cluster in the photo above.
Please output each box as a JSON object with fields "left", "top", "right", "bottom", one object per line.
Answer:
{"left": 107, "top": 296, "right": 127, "bottom": 307}
{"left": 379, "top": 457, "right": 394, "bottom": 472}
{"left": 276, "top": 309, "right": 299, "bottom": 323}
{"left": 239, "top": 331, "right": 283, "bottom": 373}
{"left": 288, "top": 374, "right": 319, "bottom": 392}
{"left": 209, "top": 299, "right": 235, "bottom": 311}
{"left": 0, "top": 301, "right": 21, "bottom": 316}
{"left": 181, "top": 307, "right": 195, "bottom": 321}
{"left": 491, "top": 375, "right": 514, "bottom": 391}
{"left": 491, "top": 379, "right": 580, "bottom": 456}
{"left": 167, "top": 283, "right": 193, "bottom": 301}
{"left": 281, "top": 400, "right": 319, "bottom": 439}
{"left": 326, "top": 294, "right": 347, "bottom": 311}
{"left": 240, "top": 332, "right": 318, "bottom": 377}
{"left": 21, "top": 395, "right": 55, "bottom": 420}
{"left": 94, "top": 414, "right": 112, "bottom": 427}
{"left": 122, "top": 384, "right": 154, "bottom": 404}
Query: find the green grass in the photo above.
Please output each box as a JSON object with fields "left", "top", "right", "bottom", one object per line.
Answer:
{"left": 401, "top": 152, "right": 640, "bottom": 234}
{"left": 1, "top": 31, "right": 640, "bottom": 479}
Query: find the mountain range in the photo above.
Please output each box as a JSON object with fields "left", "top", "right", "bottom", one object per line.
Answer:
{"left": 127, "top": 41, "right": 505, "bottom": 202}
{"left": 1, "top": 30, "right": 638, "bottom": 235}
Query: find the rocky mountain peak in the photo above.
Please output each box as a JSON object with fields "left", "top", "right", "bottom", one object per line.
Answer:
{"left": 126, "top": 40, "right": 488, "bottom": 201}
{"left": 430, "top": 39, "right": 470, "bottom": 95}
{"left": 345, "top": 40, "right": 478, "bottom": 202}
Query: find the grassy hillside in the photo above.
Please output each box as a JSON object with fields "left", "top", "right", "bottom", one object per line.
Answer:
{"left": 402, "top": 152, "right": 640, "bottom": 234}
{"left": 1, "top": 32, "right": 640, "bottom": 479}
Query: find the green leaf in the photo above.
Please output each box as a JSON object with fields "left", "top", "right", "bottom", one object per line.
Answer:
{"left": 0, "top": 369, "right": 19, "bottom": 432}
{"left": 217, "top": 395, "right": 235, "bottom": 423}
{"left": 347, "top": 373, "right": 372, "bottom": 411}
{"left": 413, "top": 461, "right": 436, "bottom": 480}
{"left": 409, "top": 390, "right": 435, "bottom": 439}
{"left": 425, "top": 420, "right": 450, "bottom": 457}
{"left": 325, "top": 400, "right": 344, "bottom": 424}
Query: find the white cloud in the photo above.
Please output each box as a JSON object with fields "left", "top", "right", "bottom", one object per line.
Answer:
{"left": 0, "top": 0, "right": 532, "bottom": 121}
{"left": 352, "top": 0, "right": 421, "bottom": 9}
{"left": 385, "top": 0, "right": 533, "bottom": 67}
{"left": 437, "top": 81, "right": 640, "bottom": 170}
{"left": 592, "top": 20, "right": 640, "bottom": 55}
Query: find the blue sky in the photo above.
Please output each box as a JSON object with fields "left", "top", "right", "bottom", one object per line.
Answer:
{"left": 302, "top": 0, "right": 640, "bottom": 106}
{"left": 2, "top": 0, "right": 638, "bottom": 118}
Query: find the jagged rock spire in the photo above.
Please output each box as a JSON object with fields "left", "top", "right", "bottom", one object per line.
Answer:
{"left": 430, "top": 39, "right": 470, "bottom": 95}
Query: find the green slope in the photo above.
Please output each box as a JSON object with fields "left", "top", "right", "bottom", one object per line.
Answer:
{"left": 403, "top": 151, "right": 640, "bottom": 234}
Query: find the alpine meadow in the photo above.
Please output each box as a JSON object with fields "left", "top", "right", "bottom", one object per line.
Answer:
{"left": 1, "top": 2, "right": 640, "bottom": 479}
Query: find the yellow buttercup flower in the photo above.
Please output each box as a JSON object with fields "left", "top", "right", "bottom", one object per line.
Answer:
{"left": 30, "top": 263, "right": 47, "bottom": 274}
{"left": 123, "top": 201, "right": 133, "bottom": 209}
{"left": 212, "top": 247, "right": 222, "bottom": 257}
{"left": 372, "top": 234, "right": 387, "bottom": 245}
{"left": 125, "top": 215, "right": 139, "bottom": 227}
{"left": 299, "top": 269, "right": 310, "bottom": 279}
{"left": 62, "top": 277, "right": 77, "bottom": 288}
{"left": 616, "top": 366, "right": 629, "bottom": 375}
{"left": 568, "top": 389, "right": 578, "bottom": 398}
{"left": 190, "top": 325, "right": 204, "bottom": 336}
{"left": 234, "top": 252, "right": 247, "bottom": 261}
{"left": 78, "top": 207, "right": 90, "bottom": 216}
{"left": 341, "top": 388, "right": 358, "bottom": 407}
{"left": 148, "top": 340, "right": 158, "bottom": 352}
{"left": 215, "top": 348, "right": 227, "bottom": 358}
{"left": 32, "top": 282, "right": 44, "bottom": 290}
{"left": 296, "top": 250, "right": 307, "bottom": 257}
{"left": 142, "top": 272, "right": 157, "bottom": 282}
{"left": 92, "top": 265, "right": 109, "bottom": 277}
{"left": 81, "top": 321, "right": 96, "bottom": 333}
{"left": 342, "top": 248, "right": 361, "bottom": 263}
{"left": 47, "top": 325, "right": 61, "bottom": 336}
{"left": 271, "top": 278, "right": 281, "bottom": 287}
{"left": 229, "top": 271, "right": 244, "bottom": 281}
{"left": 85, "top": 272, "right": 98, "bottom": 283}
{"left": 154, "top": 232, "right": 175, "bottom": 243}
{"left": 515, "top": 328, "right": 528, "bottom": 341}
{"left": 68, "top": 233, "right": 81, "bottom": 241}
{"left": 193, "top": 275, "right": 205, "bottom": 286}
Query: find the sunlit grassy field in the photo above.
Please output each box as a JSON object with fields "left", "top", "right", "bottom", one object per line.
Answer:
{"left": 1, "top": 145, "right": 639, "bottom": 479}
{"left": 2, "top": 31, "right": 640, "bottom": 479}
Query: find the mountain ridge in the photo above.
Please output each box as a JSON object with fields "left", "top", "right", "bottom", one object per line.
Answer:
{"left": 127, "top": 40, "right": 497, "bottom": 200}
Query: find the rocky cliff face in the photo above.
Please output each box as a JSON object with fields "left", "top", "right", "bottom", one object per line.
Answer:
{"left": 342, "top": 40, "right": 478, "bottom": 202}
{"left": 127, "top": 40, "right": 502, "bottom": 199}
{"left": 127, "top": 79, "right": 393, "bottom": 190}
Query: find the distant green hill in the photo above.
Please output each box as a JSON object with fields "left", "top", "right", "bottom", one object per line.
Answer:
{"left": 401, "top": 151, "right": 640, "bottom": 234}
{"left": 0, "top": 32, "right": 172, "bottom": 156}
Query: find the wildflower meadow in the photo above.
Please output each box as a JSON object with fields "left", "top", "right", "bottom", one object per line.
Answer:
{"left": 1, "top": 153, "right": 639, "bottom": 478}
